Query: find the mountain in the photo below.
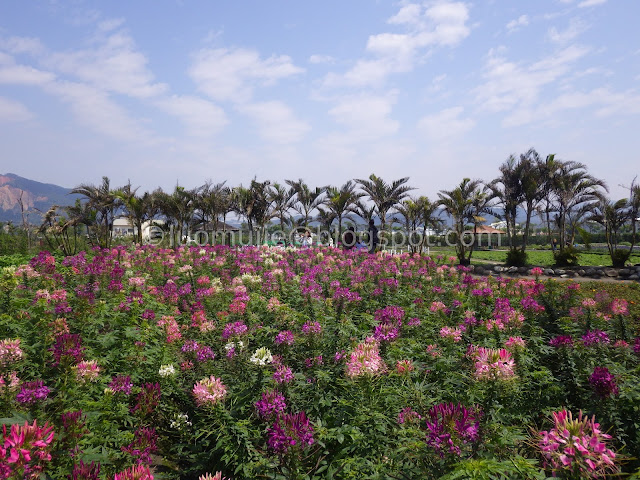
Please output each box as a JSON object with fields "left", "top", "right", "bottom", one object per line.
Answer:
{"left": 0, "top": 173, "right": 80, "bottom": 224}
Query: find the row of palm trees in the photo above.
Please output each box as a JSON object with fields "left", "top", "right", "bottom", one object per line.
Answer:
{"left": 41, "top": 149, "right": 639, "bottom": 266}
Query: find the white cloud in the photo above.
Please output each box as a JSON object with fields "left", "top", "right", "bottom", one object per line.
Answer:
{"left": 46, "top": 28, "right": 167, "bottom": 98}
{"left": 506, "top": 15, "right": 529, "bottom": 33}
{"left": 323, "top": 1, "right": 470, "bottom": 88}
{"left": 190, "top": 47, "right": 304, "bottom": 103}
{"left": 327, "top": 93, "right": 399, "bottom": 139}
{"left": 417, "top": 106, "right": 474, "bottom": 141}
{"left": 309, "top": 54, "right": 334, "bottom": 64}
{"left": 0, "top": 96, "right": 33, "bottom": 122}
{"left": 578, "top": 0, "right": 607, "bottom": 7}
{"left": 0, "top": 36, "right": 45, "bottom": 56}
{"left": 475, "top": 44, "right": 590, "bottom": 114}
{"left": 238, "top": 101, "right": 310, "bottom": 144}
{"left": 46, "top": 81, "right": 155, "bottom": 142}
{"left": 155, "top": 95, "right": 228, "bottom": 137}
{"left": 0, "top": 62, "right": 56, "bottom": 86}
{"left": 547, "top": 18, "right": 588, "bottom": 44}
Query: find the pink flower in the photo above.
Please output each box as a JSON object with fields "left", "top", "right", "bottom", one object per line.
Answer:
{"left": 199, "top": 473, "right": 230, "bottom": 480}
{"left": 113, "top": 464, "right": 154, "bottom": 480}
{"left": 193, "top": 376, "right": 227, "bottom": 407}
{"left": 473, "top": 347, "right": 516, "bottom": 381}
{"left": 1, "top": 420, "right": 55, "bottom": 479}
{"left": 538, "top": 410, "right": 618, "bottom": 478}
{"left": 73, "top": 360, "right": 100, "bottom": 383}
{"left": 610, "top": 298, "right": 629, "bottom": 316}
{"left": 0, "top": 339, "right": 23, "bottom": 369}
{"left": 345, "top": 337, "right": 386, "bottom": 378}
{"left": 439, "top": 326, "right": 464, "bottom": 342}
{"left": 395, "top": 359, "right": 414, "bottom": 375}
{"left": 504, "top": 336, "right": 526, "bottom": 350}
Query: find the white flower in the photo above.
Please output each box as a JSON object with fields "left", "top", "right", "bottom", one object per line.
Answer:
{"left": 159, "top": 364, "right": 176, "bottom": 377}
{"left": 250, "top": 347, "right": 273, "bottom": 366}
{"left": 170, "top": 413, "right": 192, "bottom": 429}
{"left": 224, "top": 342, "right": 236, "bottom": 352}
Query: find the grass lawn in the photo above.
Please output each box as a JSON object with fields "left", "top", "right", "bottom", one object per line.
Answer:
{"left": 466, "top": 248, "right": 640, "bottom": 267}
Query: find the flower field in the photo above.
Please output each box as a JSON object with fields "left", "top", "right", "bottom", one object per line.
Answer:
{"left": 1, "top": 245, "right": 640, "bottom": 479}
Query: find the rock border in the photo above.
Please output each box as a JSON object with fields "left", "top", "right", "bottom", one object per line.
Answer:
{"left": 470, "top": 264, "right": 640, "bottom": 281}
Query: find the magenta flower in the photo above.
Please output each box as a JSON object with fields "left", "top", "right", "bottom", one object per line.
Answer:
{"left": 589, "top": 367, "right": 619, "bottom": 398}
{"left": 267, "top": 411, "right": 315, "bottom": 454}
{"left": 538, "top": 410, "right": 617, "bottom": 478}
{"left": 424, "top": 402, "right": 481, "bottom": 457}
{"left": 255, "top": 389, "right": 287, "bottom": 419}
{"left": 50, "top": 333, "right": 84, "bottom": 367}
{"left": 0, "top": 420, "right": 55, "bottom": 479}
{"left": 221, "top": 321, "right": 248, "bottom": 340}
{"left": 373, "top": 323, "right": 399, "bottom": 342}
{"left": 397, "top": 407, "right": 422, "bottom": 425}
{"left": 108, "top": 375, "right": 133, "bottom": 395}
{"left": 549, "top": 335, "right": 574, "bottom": 348}
{"left": 70, "top": 460, "right": 101, "bottom": 480}
{"left": 121, "top": 427, "right": 157, "bottom": 465}
{"left": 274, "top": 330, "right": 295, "bottom": 346}
{"left": 301, "top": 321, "right": 322, "bottom": 335}
{"left": 581, "top": 330, "right": 610, "bottom": 347}
{"left": 273, "top": 365, "right": 294, "bottom": 384}
{"left": 132, "top": 383, "right": 161, "bottom": 416}
{"left": 16, "top": 380, "right": 50, "bottom": 405}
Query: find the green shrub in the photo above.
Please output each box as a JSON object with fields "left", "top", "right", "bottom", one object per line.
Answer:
{"left": 505, "top": 250, "right": 528, "bottom": 267}
{"left": 553, "top": 246, "right": 580, "bottom": 266}
{"left": 610, "top": 249, "right": 630, "bottom": 268}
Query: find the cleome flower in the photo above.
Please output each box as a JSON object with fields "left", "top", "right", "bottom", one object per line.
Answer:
{"left": 250, "top": 347, "right": 273, "bottom": 366}
{"left": 424, "top": 402, "right": 481, "bottom": 457}
{"left": 192, "top": 376, "right": 227, "bottom": 407}
{"left": 267, "top": 411, "right": 315, "bottom": 455}
{"left": 538, "top": 409, "right": 618, "bottom": 478}
{"left": 472, "top": 347, "right": 516, "bottom": 381}
{"left": 345, "top": 337, "right": 386, "bottom": 378}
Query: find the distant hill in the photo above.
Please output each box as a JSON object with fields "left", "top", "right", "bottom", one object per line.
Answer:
{"left": 0, "top": 173, "right": 80, "bottom": 224}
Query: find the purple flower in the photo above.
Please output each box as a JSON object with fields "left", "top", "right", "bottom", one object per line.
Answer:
{"left": 255, "top": 389, "right": 287, "bottom": 419}
{"left": 425, "top": 402, "right": 481, "bottom": 457}
{"left": 582, "top": 330, "right": 610, "bottom": 347}
{"left": 121, "top": 427, "right": 157, "bottom": 465}
{"left": 267, "top": 411, "right": 315, "bottom": 454}
{"left": 301, "top": 321, "right": 322, "bottom": 335}
{"left": 16, "top": 380, "right": 50, "bottom": 405}
{"left": 373, "top": 323, "right": 399, "bottom": 342}
{"left": 275, "top": 330, "right": 295, "bottom": 346}
{"left": 273, "top": 364, "right": 294, "bottom": 384}
{"left": 108, "top": 375, "right": 133, "bottom": 395}
{"left": 397, "top": 407, "right": 422, "bottom": 425}
{"left": 50, "top": 333, "right": 84, "bottom": 367}
{"left": 633, "top": 337, "right": 640, "bottom": 355}
{"left": 132, "top": 382, "right": 161, "bottom": 416}
{"left": 589, "top": 367, "right": 619, "bottom": 399}
{"left": 70, "top": 460, "right": 101, "bottom": 480}
{"left": 549, "top": 335, "right": 574, "bottom": 348}
{"left": 221, "top": 321, "right": 248, "bottom": 340}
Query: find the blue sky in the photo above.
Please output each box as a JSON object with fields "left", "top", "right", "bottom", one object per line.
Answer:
{"left": 0, "top": 0, "right": 639, "bottom": 201}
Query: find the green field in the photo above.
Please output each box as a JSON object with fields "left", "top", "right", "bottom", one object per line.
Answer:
{"left": 442, "top": 248, "right": 640, "bottom": 267}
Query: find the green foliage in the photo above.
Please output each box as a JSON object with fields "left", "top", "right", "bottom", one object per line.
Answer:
{"left": 553, "top": 246, "right": 580, "bottom": 266}
{"left": 505, "top": 250, "right": 528, "bottom": 267}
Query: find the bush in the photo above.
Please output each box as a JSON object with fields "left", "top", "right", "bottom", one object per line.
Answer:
{"left": 610, "top": 249, "right": 630, "bottom": 268}
{"left": 505, "top": 250, "right": 528, "bottom": 267}
{"left": 553, "top": 246, "right": 580, "bottom": 266}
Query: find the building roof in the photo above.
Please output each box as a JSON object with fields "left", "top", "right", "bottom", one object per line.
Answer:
{"left": 474, "top": 225, "right": 504, "bottom": 234}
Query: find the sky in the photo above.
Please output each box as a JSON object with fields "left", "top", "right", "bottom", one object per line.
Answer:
{"left": 0, "top": 0, "right": 639, "bottom": 201}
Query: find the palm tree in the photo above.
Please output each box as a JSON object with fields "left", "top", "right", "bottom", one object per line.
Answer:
{"left": 71, "top": 176, "right": 118, "bottom": 248}
{"left": 195, "top": 181, "right": 231, "bottom": 244}
{"left": 269, "top": 183, "right": 296, "bottom": 230}
{"left": 323, "top": 181, "right": 363, "bottom": 242}
{"left": 315, "top": 207, "right": 336, "bottom": 245}
{"left": 353, "top": 200, "right": 376, "bottom": 226}
{"left": 553, "top": 161, "right": 608, "bottom": 251}
{"left": 114, "top": 182, "right": 155, "bottom": 244}
{"left": 396, "top": 196, "right": 441, "bottom": 254}
{"left": 437, "top": 178, "right": 483, "bottom": 265}
{"left": 153, "top": 185, "right": 196, "bottom": 246}
{"left": 232, "top": 179, "right": 272, "bottom": 244}
{"left": 489, "top": 155, "right": 522, "bottom": 254}
{"left": 286, "top": 179, "right": 326, "bottom": 228}
{"left": 355, "top": 174, "right": 414, "bottom": 236}
{"left": 590, "top": 197, "right": 631, "bottom": 267}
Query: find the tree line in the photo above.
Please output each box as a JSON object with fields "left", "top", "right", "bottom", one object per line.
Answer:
{"left": 35, "top": 148, "right": 640, "bottom": 267}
